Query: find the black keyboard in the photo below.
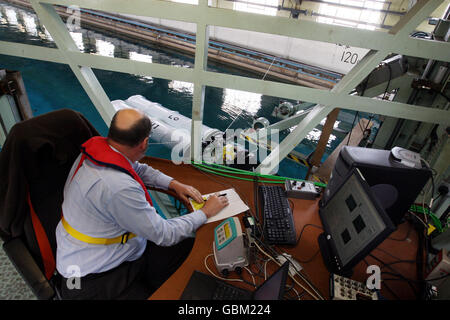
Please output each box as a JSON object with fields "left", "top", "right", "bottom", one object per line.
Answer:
{"left": 258, "top": 185, "right": 297, "bottom": 245}
{"left": 212, "top": 283, "right": 249, "bottom": 300}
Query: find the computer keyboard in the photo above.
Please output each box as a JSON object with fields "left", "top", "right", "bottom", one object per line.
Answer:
{"left": 258, "top": 185, "right": 297, "bottom": 245}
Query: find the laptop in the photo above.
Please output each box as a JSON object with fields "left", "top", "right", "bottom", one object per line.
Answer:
{"left": 180, "top": 262, "right": 289, "bottom": 300}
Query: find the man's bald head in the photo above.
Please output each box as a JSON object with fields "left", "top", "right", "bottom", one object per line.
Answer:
{"left": 107, "top": 109, "right": 152, "bottom": 147}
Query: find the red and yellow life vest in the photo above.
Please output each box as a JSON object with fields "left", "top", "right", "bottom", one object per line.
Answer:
{"left": 61, "top": 136, "right": 152, "bottom": 245}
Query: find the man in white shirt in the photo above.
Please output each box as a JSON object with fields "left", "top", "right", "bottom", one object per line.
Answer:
{"left": 56, "top": 108, "right": 228, "bottom": 299}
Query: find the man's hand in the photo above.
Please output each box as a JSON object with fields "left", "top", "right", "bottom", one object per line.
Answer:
{"left": 202, "top": 193, "right": 229, "bottom": 218}
{"left": 168, "top": 180, "right": 228, "bottom": 218}
{"left": 169, "top": 180, "right": 203, "bottom": 204}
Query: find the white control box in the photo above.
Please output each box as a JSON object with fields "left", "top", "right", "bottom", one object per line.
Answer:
{"left": 285, "top": 180, "right": 321, "bottom": 200}
{"left": 213, "top": 217, "right": 248, "bottom": 275}
{"left": 330, "top": 274, "right": 378, "bottom": 300}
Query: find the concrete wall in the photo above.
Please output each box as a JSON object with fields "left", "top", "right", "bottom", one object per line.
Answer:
{"left": 119, "top": 12, "right": 369, "bottom": 74}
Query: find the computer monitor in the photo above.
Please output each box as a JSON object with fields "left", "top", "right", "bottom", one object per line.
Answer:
{"left": 320, "top": 146, "right": 432, "bottom": 226}
{"left": 318, "top": 168, "right": 396, "bottom": 276}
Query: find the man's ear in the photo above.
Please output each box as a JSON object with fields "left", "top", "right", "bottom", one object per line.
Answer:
{"left": 141, "top": 137, "right": 149, "bottom": 150}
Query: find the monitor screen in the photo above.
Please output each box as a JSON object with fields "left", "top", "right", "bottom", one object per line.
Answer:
{"left": 253, "top": 262, "right": 289, "bottom": 300}
{"left": 320, "top": 146, "right": 431, "bottom": 226}
{"left": 319, "top": 169, "right": 395, "bottom": 271}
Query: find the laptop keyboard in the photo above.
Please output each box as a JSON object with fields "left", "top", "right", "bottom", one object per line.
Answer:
{"left": 212, "top": 283, "right": 249, "bottom": 300}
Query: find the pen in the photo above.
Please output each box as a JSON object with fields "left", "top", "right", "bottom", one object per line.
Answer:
{"left": 197, "top": 193, "right": 227, "bottom": 201}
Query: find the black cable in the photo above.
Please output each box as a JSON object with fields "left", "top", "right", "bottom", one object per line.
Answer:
{"left": 413, "top": 212, "right": 427, "bottom": 300}
{"left": 357, "top": 68, "right": 376, "bottom": 138}
{"left": 422, "top": 159, "right": 436, "bottom": 202}
{"left": 251, "top": 171, "right": 265, "bottom": 242}
{"left": 426, "top": 273, "right": 450, "bottom": 282}
{"left": 382, "top": 62, "right": 392, "bottom": 100}
{"left": 432, "top": 193, "right": 442, "bottom": 203}
{"left": 369, "top": 253, "right": 419, "bottom": 298}
{"left": 365, "top": 253, "right": 400, "bottom": 300}
{"left": 253, "top": 172, "right": 261, "bottom": 224}
{"left": 288, "top": 198, "right": 295, "bottom": 211}
{"left": 374, "top": 246, "right": 415, "bottom": 263}
{"left": 384, "top": 271, "right": 450, "bottom": 283}
{"left": 437, "top": 91, "right": 450, "bottom": 102}
{"left": 381, "top": 281, "right": 401, "bottom": 300}
{"left": 355, "top": 62, "right": 392, "bottom": 146}
{"left": 238, "top": 272, "right": 257, "bottom": 288}
{"left": 296, "top": 223, "right": 323, "bottom": 245}
{"left": 346, "top": 111, "right": 359, "bottom": 146}
{"left": 388, "top": 222, "right": 413, "bottom": 241}
{"left": 381, "top": 259, "right": 416, "bottom": 268}
{"left": 295, "top": 224, "right": 323, "bottom": 263}
{"left": 253, "top": 233, "right": 325, "bottom": 300}
{"left": 298, "top": 249, "right": 321, "bottom": 264}
{"left": 192, "top": 164, "right": 325, "bottom": 299}
{"left": 356, "top": 112, "right": 365, "bottom": 132}
{"left": 367, "top": 252, "right": 424, "bottom": 300}
{"left": 362, "top": 115, "right": 373, "bottom": 137}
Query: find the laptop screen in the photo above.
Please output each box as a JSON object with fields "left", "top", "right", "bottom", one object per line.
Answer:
{"left": 253, "top": 262, "right": 289, "bottom": 300}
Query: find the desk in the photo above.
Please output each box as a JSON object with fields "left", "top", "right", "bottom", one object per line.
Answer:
{"left": 143, "top": 157, "right": 422, "bottom": 300}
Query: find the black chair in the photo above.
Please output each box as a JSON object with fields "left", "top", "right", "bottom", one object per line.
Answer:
{"left": 0, "top": 109, "right": 99, "bottom": 299}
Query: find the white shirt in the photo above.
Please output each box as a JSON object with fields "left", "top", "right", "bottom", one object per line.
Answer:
{"left": 55, "top": 150, "right": 206, "bottom": 277}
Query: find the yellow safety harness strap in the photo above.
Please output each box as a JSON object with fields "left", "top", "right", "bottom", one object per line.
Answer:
{"left": 61, "top": 216, "right": 136, "bottom": 245}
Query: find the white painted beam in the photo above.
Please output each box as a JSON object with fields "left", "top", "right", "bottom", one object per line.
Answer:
{"left": 190, "top": 0, "right": 210, "bottom": 162}
{"left": 389, "top": 0, "right": 442, "bottom": 37}
{"left": 0, "top": 40, "right": 65, "bottom": 63}
{"left": 255, "top": 0, "right": 447, "bottom": 174}
{"left": 1, "top": 41, "right": 448, "bottom": 125}
{"left": 2, "top": 0, "right": 448, "bottom": 175}
{"left": 40, "top": 0, "right": 450, "bottom": 61}
{"left": 29, "top": 0, "right": 116, "bottom": 126}
{"left": 255, "top": 50, "right": 389, "bottom": 173}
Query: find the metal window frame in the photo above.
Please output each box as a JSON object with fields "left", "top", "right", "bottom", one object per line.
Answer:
{"left": 0, "top": 0, "right": 448, "bottom": 173}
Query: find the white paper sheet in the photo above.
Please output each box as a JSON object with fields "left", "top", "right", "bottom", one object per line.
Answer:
{"left": 189, "top": 188, "right": 249, "bottom": 223}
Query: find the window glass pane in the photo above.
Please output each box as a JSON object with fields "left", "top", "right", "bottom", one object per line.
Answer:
{"left": 234, "top": 0, "right": 278, "bottom": 16}
{"left": 317, "top": 0, "right": 386, "bottom": 30}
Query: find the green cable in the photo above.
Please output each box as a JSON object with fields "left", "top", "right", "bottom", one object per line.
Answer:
{"left": 194, "top": 164, "right": 285, "bottom": 184}
{"left": 196, "top": 162, "right": 447, "bottom": 232}
{"left": 193, "top": 161, "right": 258, "bottom": 175}
{"left": 410, "top": 204, "right": 443, "bottom": 232}
{"left": 193, "top": 162, "right": 284, "bottom": 181}
{"left": 194, "top": 162, "right": 308, "bottom": 185}
{"left": 192, "top": 160, "right": 327, "bottom": 188}
{"left": 197, "top": 162, "right": 327, "bottom": 188}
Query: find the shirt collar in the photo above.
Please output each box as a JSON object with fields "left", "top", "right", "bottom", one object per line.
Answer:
{"left": 108, "top": 144, "right": 134, "bottom": 166}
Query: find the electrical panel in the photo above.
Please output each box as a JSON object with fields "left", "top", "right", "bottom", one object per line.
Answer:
{"left": 330, "top": 274, "right": 378, "bottom": 300}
